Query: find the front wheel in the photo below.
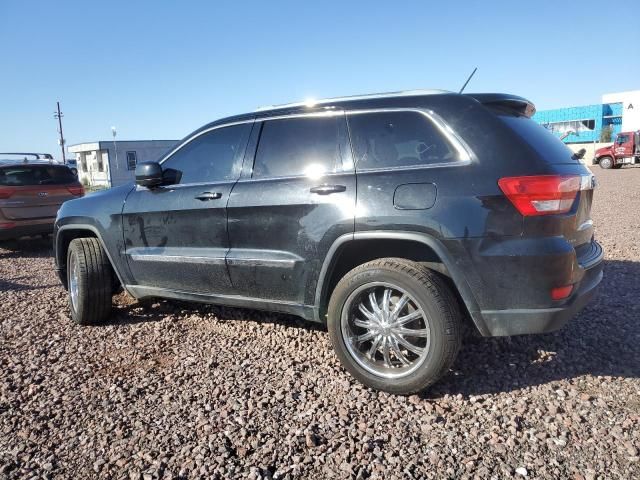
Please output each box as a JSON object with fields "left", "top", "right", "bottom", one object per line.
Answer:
{"left": 327, "top": 258, "right": 462, "bottom": 394}
{"left": 67, "top": 238, "right": 113, "bottom": 325}
{"left": 599, "top": 156, "right": 613, "bottom": 169}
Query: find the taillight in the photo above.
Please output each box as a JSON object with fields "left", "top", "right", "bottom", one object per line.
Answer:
{"left": 67, "top": 185, "right": 85, "bottom": 196}
{"left": 498, "top": 175, "right": 580, "bottom": 216}
{"left": 0, "top": 187, "right": 15, "bottom": 199}
{"left": 551, "top": 285, "right": 573, "bottom": 301}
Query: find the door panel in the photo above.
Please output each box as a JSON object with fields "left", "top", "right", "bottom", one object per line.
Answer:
{"left": 227, "top": 173, "right": 356, "bottom": 304}
{"left": 614, "top": 133, "right": 634, "bottom": 157}
{"left": 122, "top": 121, "right": 253, "bottom": 294}
{"left": 226, "top": 113, "right": 356, "bottom": 305}
{"left": 122, "top": 182, "right": 234, "bottom": 293}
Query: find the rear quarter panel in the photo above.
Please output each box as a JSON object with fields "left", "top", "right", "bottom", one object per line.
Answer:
{"left": 351, "top": 95, "right": 534, "bottom": 240}
{"left": 351, "top": 95, "right": 594, "bottom": 313}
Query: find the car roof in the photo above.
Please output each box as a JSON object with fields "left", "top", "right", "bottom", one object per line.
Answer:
{"left": 200, "top": 90, "right": 534, "bottom": 127}
{"left": 191, "top": 90, "right": 457, "bottom": 133}
{"left": 254, "top": 89, "right": 450, "bottom": 112}
{"left": 176, "top": 90, "right": 535, "bottom": 148}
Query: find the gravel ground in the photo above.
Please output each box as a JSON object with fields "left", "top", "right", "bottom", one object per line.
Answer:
{"left": 1, "top": 167, "right": 638, "bottom": 479}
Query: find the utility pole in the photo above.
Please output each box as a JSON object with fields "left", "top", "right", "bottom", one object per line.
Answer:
{"left": 111, "top": 126, "right": 118, "bottom": 170}
{"left": 54, "top": 102, "right": 66, "bottom": 163}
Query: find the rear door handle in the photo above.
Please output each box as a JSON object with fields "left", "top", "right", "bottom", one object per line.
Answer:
{"left": 310, "top": 184, "right": 347, "bottom": 195}
{"left": 194, "top": 191, "right": 222, "bottom": 201}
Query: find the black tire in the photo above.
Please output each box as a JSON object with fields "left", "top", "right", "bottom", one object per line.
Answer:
{"left": 67, "top": 238, "right": 113, "bottom": 325}
{"left": 599, "top": 156, "right": 613, "bottom": 169}
{"left": 327, "top": 258, "right": 462, "bottom": 394}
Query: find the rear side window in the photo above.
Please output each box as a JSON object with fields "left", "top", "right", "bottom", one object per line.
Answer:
{"left": 499, "top": 114, "right": 578, "bottom": 163}
{"left": 0, "top": 165, "right": 77, "bottom": 186}
{"left": 348, "top": 111, "right": 458, "bottom": 170}
{"left": 253, "top": 116, "right": 342, "bottom": 179}
{"left": 162, "top": 123, "right": 252, "bottom": 184}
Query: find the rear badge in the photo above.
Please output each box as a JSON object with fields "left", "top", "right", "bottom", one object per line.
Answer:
{"left": 38, "top": 192, "right": 48, "bottom": 197}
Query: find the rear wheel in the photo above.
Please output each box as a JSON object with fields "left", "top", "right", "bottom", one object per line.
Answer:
{"left": 599, "top": 156, "right": 613, "bottom": 169}
{"left": 67, "top": 238, "right": 113, "bottom": 325}
{"left": 327, "top": 258, "right": 462, "bottom": 394}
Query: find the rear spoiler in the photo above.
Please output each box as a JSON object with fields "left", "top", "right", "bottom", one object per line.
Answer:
{"left": 465, "top": 93, "right": 536, "bottom": 118}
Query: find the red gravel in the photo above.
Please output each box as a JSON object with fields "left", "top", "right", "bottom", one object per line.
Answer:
{"left": 0, "top": 166, "right": 638, "bottom": 479}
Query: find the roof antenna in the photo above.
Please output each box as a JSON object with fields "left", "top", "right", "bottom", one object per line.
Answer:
{"left": 458, "top": 67, "right": 478, "bottom": 94}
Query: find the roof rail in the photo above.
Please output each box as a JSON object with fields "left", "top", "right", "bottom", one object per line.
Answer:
{"left": 0, "top": 152, "right": 53, "bottom": 160}
{"left": 255, "top": 89, "right": 451, "bottom": 112}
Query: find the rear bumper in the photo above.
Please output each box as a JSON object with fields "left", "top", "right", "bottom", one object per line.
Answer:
{"left": 0, "top": 221, "right": 54, "bottom": 241}
{"left": 442, "top": 236, "right": 605, "bottom": 337}
{"left": 479, "top": 254, "right": 603, "bottom": 336}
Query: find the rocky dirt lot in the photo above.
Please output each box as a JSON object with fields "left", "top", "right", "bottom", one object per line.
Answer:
{"left": 1, "top": 168, "right": 639, "bottom": 480}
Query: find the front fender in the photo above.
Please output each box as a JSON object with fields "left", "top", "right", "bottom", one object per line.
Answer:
{"left": 594, "top": 147, "right": 613, "bottom": 160}
{"left": 54, "top": 184, "right": 135, "bottom": 289}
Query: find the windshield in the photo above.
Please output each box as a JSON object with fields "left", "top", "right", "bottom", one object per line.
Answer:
{"left": 0, "top": 165, "right": 77, "bottom": 186}
{"left": 499, "top": 114, "right": 578, "bottom": 164}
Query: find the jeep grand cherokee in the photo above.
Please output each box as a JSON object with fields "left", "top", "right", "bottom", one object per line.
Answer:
{"left": 53, "top": 90, "right": 603, "bottom": 394}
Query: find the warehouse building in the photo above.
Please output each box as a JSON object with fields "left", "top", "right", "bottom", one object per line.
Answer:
{"left": 532, "top": 90, "right": 639, "bottom": 159}
{"left": 533, "top": 103, "right": 622, "bottom": 144}
{"left": 68, "top": 140, "right": 177, "bottom": 188}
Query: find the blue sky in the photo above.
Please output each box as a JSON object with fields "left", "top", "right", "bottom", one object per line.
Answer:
{"left": 1, "top": 0, "right": 638, "bottom": 157}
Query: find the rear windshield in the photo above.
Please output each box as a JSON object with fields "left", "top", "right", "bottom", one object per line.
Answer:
{"left": 0, "top": 165, "right": 77, "bottom": 186}
{"left": 499, "top": 114, "right": 578, "bottom": 164}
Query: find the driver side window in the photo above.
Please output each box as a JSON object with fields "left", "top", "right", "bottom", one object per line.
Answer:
{"left": 162, "top": 123, "right": 252, "bottom": 184}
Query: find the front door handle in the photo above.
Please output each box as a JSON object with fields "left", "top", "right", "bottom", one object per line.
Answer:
{"left": 310, "top": 184, "right": 347, "bottom": 195}
{"left": 195, "top": 191, "right": 222, "bottom": 201}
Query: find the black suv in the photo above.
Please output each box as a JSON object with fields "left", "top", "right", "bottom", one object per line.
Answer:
{"left": 54, "top": 90, "right": 603, "bottom": 394}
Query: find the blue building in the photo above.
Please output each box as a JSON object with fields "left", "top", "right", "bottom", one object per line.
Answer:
{"left": 533, "top": 102, "right": 623, "bottom": 144}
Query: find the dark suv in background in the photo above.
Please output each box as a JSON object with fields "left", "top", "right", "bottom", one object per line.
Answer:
{"left": 53, "top": 90, "right": 603, "bottom": 394}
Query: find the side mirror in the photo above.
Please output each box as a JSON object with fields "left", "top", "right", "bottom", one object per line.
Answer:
{"left": 135, "top": 162, "right": 163, "bottom": 188}
{"left": 162, "top": 167, "right": 182, "bottom": 185}
{"left": 572, "top": 148, "right": 586, "bottom": 160}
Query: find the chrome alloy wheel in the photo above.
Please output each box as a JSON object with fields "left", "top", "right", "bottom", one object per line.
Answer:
{"left": 69, "top": 252, "right": 79, "bottom": 311}
{"left": 341, "top": 282, "right": 431, "bottom": 379}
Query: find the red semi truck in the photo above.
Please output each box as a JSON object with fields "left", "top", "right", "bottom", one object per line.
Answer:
{"left": 593, "top": 130, "right": 640, "bottom": 169}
